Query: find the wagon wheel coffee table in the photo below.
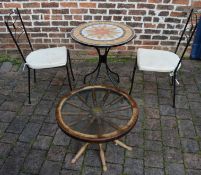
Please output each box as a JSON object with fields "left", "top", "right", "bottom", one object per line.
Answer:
{"left": 71, "top": 22, "right": 135, "bottom": 85}
{"left": 56, "top": 85, "right": 138, "bottom": 171}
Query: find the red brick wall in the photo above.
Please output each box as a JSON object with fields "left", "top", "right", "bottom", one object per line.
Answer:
{"left": 0, "top": 0, "right": 200, "bottom": 56}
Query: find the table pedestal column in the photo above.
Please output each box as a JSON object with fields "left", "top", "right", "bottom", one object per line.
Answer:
{"left": 84, "top": 47, "right": 120, "bottom": 85}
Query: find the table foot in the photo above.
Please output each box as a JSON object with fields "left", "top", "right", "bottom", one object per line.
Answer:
{"left": 114, "top": 140, "right": 132, "bottom": 151}
{"left": 99, "top": 144, "right": 107, "bottom": 171}
{"left": 71, "top": 143, "right": 90, "bottom": 163}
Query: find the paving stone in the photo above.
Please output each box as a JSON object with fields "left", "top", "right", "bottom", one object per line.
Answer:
{"left": 184, "top": 153, "right": 201, "bottom": 169}
{"left": 0, "top": 142, "right": 12, "bottom": 159}
{"left": 164, "top": 147, "right": 183, "bottom": 163}
{"left": 63, "top": 152, "right": 84, "bottom": 171}
{"left": 175, "top": 95, "right": 189, "bottom": 109}
{"left": 145, "top": 118, "right": 161, "bottom": 130}
{"left": 60, "top": 169, "right": 80, "bottom": 175}
{"left": 125, "top": 146, "right": 143, "bottom": 159}
{"left": 0, "top": 101, "right": 23, "bottom": 112}
{"left": 126, "top": 132, "right": 144, "bottom": 147}
{"left": 6, "top": 118, "right": 27, "bottom": 134}
{"left": 39, "top": 160, "right": 62, "bottom": 175}
{"left": 10, "top": 142, "right": 31, "bottom": 158}
{"left": 0, "top": 62, "right": 12, "bottom": 73}
{"left": 33, "top": 135, "right": 53, "bottom": 150}
{"left": 144, "top": 94, "right": 158, "bottom": 108}
{"left": 145, "top": 167, "right": 164, "bottom": 175}
{"left": 19, "top": 122, "right": 41, "bottom": 143}
{"left": 34, "top": 100, "right": 53, "bottom": 115}
{"left": 158, "top": 89, "right": 172, "bottom": 98}
{"left": 0, "top": 156, "right": 24, "bottom": 175}
{"left": 40, "top": 123, "right": 58, "bottom": 136}
{"left": 47, "top": 145, "right": 66, "bottom": 162}
{"left": 124, "top": 158, "right": 144, "bottom": 175}
{"left": 102, "top": 163, "right": 122, "bottom": 175}
{"left": 84, "top": 149, "right": 101, "bottom": 167}
{"left": 144, "top": 107, "right": 160, "bottom": 119}
{"left": 144, "top": 130, "right": 161, "bottom": 141}
{"left": 181, "top": 138, "right": 199, "bottom": 153}
{"left": 165, "top": 163, "right": 185, "bottom": 175}
{"left": 178, "top": 120, "right": 196, "bottom": 138}
{"left": 161, "top": 116, "right": 177, "bottom": 129}
{"left": 144, "top": 82, "right": 157, "bottom": 94}
{"left": 0, "top": 111, "right": 15, "bottom": 122}
{"left": 29, "top": 115, "right": 46, "bottom": 124}
{"left": 162, "top": 129, "right": 181, "bottom": 148}
{"left": 176, "top": 109, "right": 192, "bottom": 120}
{"left": 0, "top": 122, "right": 9, "bottom": 135}
{"left": 159, "top": 105, "right": 175, "bottom": 116}
{"left": 144, "top": 151, "right": 163, "bottom": 168}
{"left": 23, "top": 149, "right": 46, "bottom": 174}
{"left": 0, "top": 132, "right": 19, "bottom": 144}
{"left": 19, "top": 105, "right": 35, "bottom": 116}
{"left": 53, "top": 128, "right": 71, "bottom": 146}
{"left": 186, "top": 169, "right": 201, "bottom": 175}
{"left": 144, "top": 140, "right": 162, "bottom": 152}
{"left": 82, "top": 166, "right": 102, "bottom": 175}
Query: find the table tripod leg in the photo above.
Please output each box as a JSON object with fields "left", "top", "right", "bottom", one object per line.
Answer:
{"left": 99, "top": 144, "right": 107, "bottom": 171}
{"left": 71, "top": 143, "right": 90, "bottom": 163}
{"left": 114, "top": 140, "right": 132, "bottom": 151}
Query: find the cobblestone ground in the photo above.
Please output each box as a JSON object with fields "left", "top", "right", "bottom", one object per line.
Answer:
{"left": 0, "top": 58, "right": 201, "bottom": 175}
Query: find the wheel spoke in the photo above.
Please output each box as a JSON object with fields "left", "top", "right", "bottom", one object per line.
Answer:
{"left": 62, "top": 112, "right": 90, "bottom": 116}
{"left": 76, "top": 93, "right": 92, "bottom": 109}
{"left": 104, "top": 96, "right": 123, "bottom": 108}
{"left": 92, "top": 88, "right": 97, "bottom": 106}
{"left": 102, "top": 90, "right": 110, "bottom": 106}
{"left": 104, "top": 105, "right": 131, "bottom": 113}
{"left": 69, "top": 115, "right": 91, "bottom": 127}
{"left": 65, "top": 101, "right": 89, "bottom": 112}
{"left": 102, "top": 118, "right": 121, "bottom": 130}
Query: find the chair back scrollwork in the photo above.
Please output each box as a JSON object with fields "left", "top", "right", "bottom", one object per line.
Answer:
{"left": 4, "top": 8, "right": 33, "bottom": 62}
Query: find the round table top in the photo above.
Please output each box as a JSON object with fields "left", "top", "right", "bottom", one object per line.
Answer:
{"left": 70, "top": 21, "right": 135, "bottom": 47}
{"left": 56, "top": 85, "right": 138, "bottom": 143}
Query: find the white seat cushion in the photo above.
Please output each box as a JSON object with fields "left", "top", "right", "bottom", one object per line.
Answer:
{"left": 26, "top": 46, "right": 67, "bottom": 69}
{"left": 137, "top": 48, "right": 181, "bottom": 72}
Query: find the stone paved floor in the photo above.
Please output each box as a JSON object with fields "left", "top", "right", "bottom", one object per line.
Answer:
{"left": 0, "top": 58, "right": 201, "bottom": 175}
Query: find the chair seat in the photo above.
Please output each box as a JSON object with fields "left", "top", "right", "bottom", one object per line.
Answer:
{"left": 26, "top": 46, "right": 67, "bottom": 69}
{"left": 137, "top": 48, "right": 180, "bottom": 72}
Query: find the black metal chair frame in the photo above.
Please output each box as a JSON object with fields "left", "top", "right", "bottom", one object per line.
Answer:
{"left": 4, "top": 8, "right": 74, "bottom": 104}
{"left": 129, "top": 8, "right": 199, "bottom": 107}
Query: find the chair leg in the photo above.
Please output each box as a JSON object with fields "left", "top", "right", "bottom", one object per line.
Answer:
{"left": 67, "top": 49, "right": 75, "bottom": 81}
{"left": 129, "top": 58, "right": 137, "bottom": 95}
{"left": 28, "top": 68, "right": 31, "bottom": 104}
{"left": 66, "top": 64, "right": 72, "bottom": 91}
{"left": 173, "top": 73, "right": 176, "bottom": 108}
{"left": 34, "top": 69, "right": 36, "bottom": 83}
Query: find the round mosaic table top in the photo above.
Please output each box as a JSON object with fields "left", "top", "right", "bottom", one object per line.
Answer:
{"left": 56, "top": 85, "right": 138, "bottom": 143}
{"left": 71, "top": 22, "right": 135, "bottom": 47}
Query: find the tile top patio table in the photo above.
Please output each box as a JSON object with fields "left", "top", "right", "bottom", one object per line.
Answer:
{"left": 56, "top": 85, "right": 138, "bottom": 171}
{"left": 71, "top": 22, "right": 135, "bottom": 85}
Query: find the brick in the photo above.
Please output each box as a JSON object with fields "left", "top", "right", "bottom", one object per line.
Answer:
{"left": 137, "top": 3, "right": 155, "bottom": 9}
{"left": 148, "top": 0, "right": 162, "bottom": 2}
{"left": 172, "top": 0, "right": 189, "bottom": 5}
{"left": 90, "top": 9, "right": 107, "bottom": 14}
{"left": 23, "top": 2, "right": 40, "bottom": 8}
{"left": 80, "top": 2, "right": 96, "bottom": 8}
{"left": 41, "top": 2, "right": 59, "bottom": 8}
{"left": 60, "top": 2, "right": 78, "bottom": 8}
{"left": 157, "top": 5, "right": 174, "bottom": 10}
{"left": 4, "top": 3, "right": 21, "bottom": 8}
{"left": 70, "top": 9, "right": 88, "bottom": 14}
{"left": 98, "top": 3, "right": 116, "bottom": 8}
{"left": 52, "top": 9, "right": 69, "bottom": 14}
{"left": 117, "top": 3, "right": 135, "bottom": 8}
{"left": 129, "top": 10, "right": 146, "bottom": 15}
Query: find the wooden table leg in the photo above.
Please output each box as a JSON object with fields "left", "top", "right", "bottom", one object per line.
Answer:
{"left": 99, "top": 144, "right": 107, "bottom": 171}
{"left": 71, "top": 143, "right": 90, "bottom": 163}
{"left": 114, "top": 140, "right": 132, "bottom": 151}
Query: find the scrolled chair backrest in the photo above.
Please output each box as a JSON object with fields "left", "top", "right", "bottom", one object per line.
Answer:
{"left": 174, "top": 8, "right": 200, "bottom": 73}
{"left": 4, "top": 8, "right": 33, "bottom": 62}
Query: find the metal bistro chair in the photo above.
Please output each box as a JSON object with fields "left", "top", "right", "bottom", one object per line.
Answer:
{"left": 129, "top": 9, "right": 199, "bottom": 107}
{"left": 4, "top": 8, "right": 74, "bottom": 104}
